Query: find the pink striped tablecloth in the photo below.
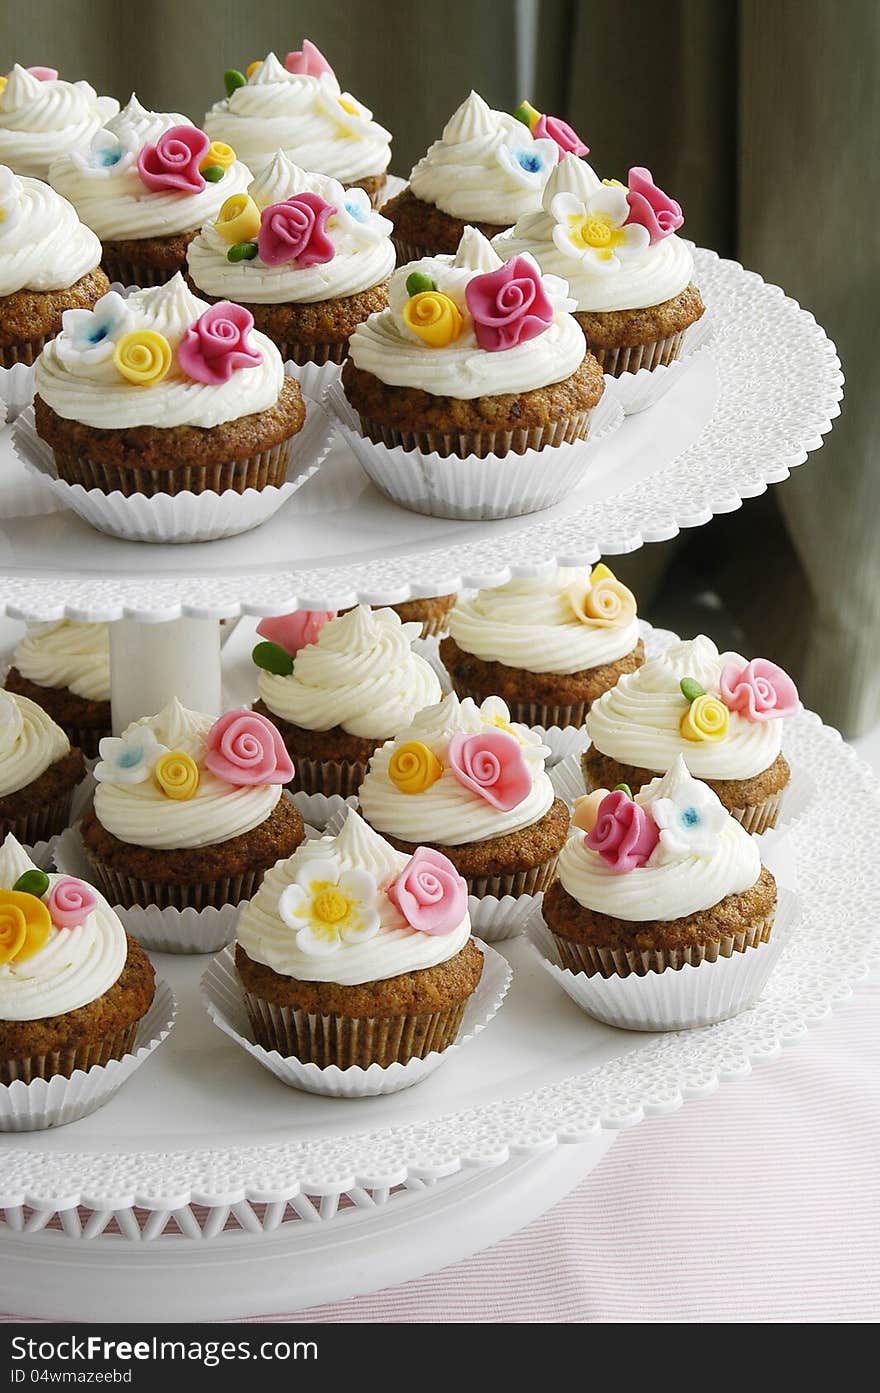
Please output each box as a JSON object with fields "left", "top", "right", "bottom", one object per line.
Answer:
{"left": 250, "top": 980, "right": 880, "bottom": 1323}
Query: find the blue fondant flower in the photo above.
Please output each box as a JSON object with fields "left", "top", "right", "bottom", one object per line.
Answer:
{"left": 326, "top": 178, "right": 392, "bottom": 244}
{"left": 71, "top": 128, "right": 136, "bottom": 178}
{"left": 496, "top": 136, "right": 557, "bottom": 187}
{"left": 57, "top": 291, "right": 132, "bottom": 367}
{"left": 95, "top": 726, "right": 169, "bottom": 786}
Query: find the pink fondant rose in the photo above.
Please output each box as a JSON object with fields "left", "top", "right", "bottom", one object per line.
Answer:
{"left": 257, "top": 609, "right": 336, "bottom": 656}
{"left": 26, "top": 66, "right": 59, "bottom": 81}
{"left": 625, "top": 167, "right": 684, "bottom": 244}
{"left": 137, "top": 124, "right": 210, "bottom": 194}
{"left": 447, "top": 729, "right": 531, "bottom": 811}
{"left": 388, "top": 848, "right": 468, "bottom": 936}
{"left": 532, "top": 114, "right": 589, "bottom": 161}
{"left": 465, "top": 255, "right": 554, "bottom": 353}
{"left": 586, "top": 790, "right": 659, "bottom": 872}
{"left": 178, "top": 302, "right": 261, "bottom": 385}
{"left": 46, "top": 877, "right": 97, "bottom": 929}
{"left": 719, "top": 658, "right": 799, "bottom": 723}
{"left": 284, "top": 40, "right": 334, "bottom": 79}
{"left": 205, "top": 709, "right": 294, "bottom": 785}
{"left": 257, "top": 193, "right": 336, "bottom": 268}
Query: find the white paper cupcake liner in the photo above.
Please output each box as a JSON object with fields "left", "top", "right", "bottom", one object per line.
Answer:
{"left": 0, "top": 360, "right": 37, "bottom": 423}
{"left": 0, "top": 977, "right": 176, "bottom": 1131}
{"left": 200, "top": 940, "right": 511, "bottom": 1097}
{"left": 413, "top": 633, "right": 452, "bottom": 692}
{"left": 528, "top": 888, "right": 800, "bottom": 1032}
{"left": 285, "top": 358, "right": 343, "bottom": 402}
{"left": 290, "top": 789, "right": 357, "bottom": 832}
{"left": 324, "top": 379, "right": 624, "bottom": 521}
{"left": 11, "top": 394, "right": 335, "bottom": 544}
{"left": 536, "top": 724, "right": 590, "bottom": 769}
{"left": 602, "top": 312, "right": 716, "bottom": 416}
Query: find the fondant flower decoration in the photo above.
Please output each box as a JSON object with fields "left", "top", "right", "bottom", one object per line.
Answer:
{"left": 200, "top": 140, "right": 236, "bottom": 172}
{"left": 388, "top": 741, "right": 443, "bottom": 795}
{"left": 137, "top": 125, "right": 210, "bottom": 194}
{"left": 496, "top": 137, "right": 557, "bottom": 186}
{"left": 328, "top": 181, "right": 391, "bottom": 243}
{"left": 278, "top": 857, "right": 380, "bottom": 956}
{"left": 95, "top": 726, "right": 168, "bottom": 784}
{"left": 480, "top": 697, "right": 526, "bottom": 743}
{"left": 0, "top": 165, "right": 22, "bottom": 239}
{"left": 204, "top": 709, "right": 294, "bottom": 786}
{"left": 403, "top": 290, "right": 464, "bottom": 348}
{"left": 680, "top": 693, "right": 729, "bottom": 743}
{"left": 284, "top": 40, "right": 335, "bottom": 79}
{"left": 25, "top": 66, "right": 58, "bottom": 81}
{"left": 533, "top": 114, "right": 589, "bottom": 161}
{"left": 57, "top": 291, "right": 131, "bottom": 366}
{"left": 389, "top": 848, "right": 467, "bottom": 935}
{"left": 625, "top": 167, "right": 684, "bottom": 244}
{"left": 447, "top": 729, "right": 531, "bottom": 811}
{"left": 257, "top": 193, "right": 336, "bottom": 268}
{"left": 256, "top": 609, "right": 336, "bottom": 657}
{"left": 719, "top": 659, "right": 798, "bottom": 723}
{"left": 0, "top": 890, "right": 51, "bottom": 965}
{"left": 465, "top": 254, "right": 553, "bottom": 352}
{"left": 46, "top": 877, "right": 97, "bottom": 930}
{"left": 113, "top": 329, "right": 172, "bottom": 386}
{"left": 154, "top": 750, "right": 200, "bottom": 801}
{"left": 566, "top": 563, "right": 637, "bottom": 629}
{"left": 178, "top": 302, "right": 262, "bottom": 385}
{"left": 550, "top": 186, "right": 650, "bottom": 273}
{"left": 650, "top": 780, "right": 727, "bottom": 861}
{"left": 585, "top": 789, "right": 659, "bottom": 871}
{"left": 71, "top": 128, "right": 135, "bottom": 178}
{"left": 571, "top": 788, "right": 609, "bottom": 834}
{"left": 215, "top": 192, "right": 261, "bottom": 245}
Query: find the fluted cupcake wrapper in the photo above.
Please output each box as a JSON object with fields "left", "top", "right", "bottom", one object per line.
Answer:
{"left": 200, "top": 941, "right": 510, "bottom": 1097}
{"left": 0, "top": 360, "right": 38, "bottom": 422}
{"left": 590, "top": 330, "right": 686, "bottom": 379}
{"left": 601, "top": 313, "right": 715, "bottom": 415}
{"left": 0, "top": 979, "right": 176, "bottom": 1130}
{"left": 1, "top": 1023, "right": 139, "bottom": 1086}
{"left": 2, "top": 788, "right": 75, "bottom": 848}
{"left": 100, "top": 254, "right": 175, "bottom": 288}
{"left": 292, "top": 756, "right": 369, "bottom": 800}
{"left": 279, "top": 338, "right": 348, "bottom": 367}
{"left": 0, "top": 336, "right": 48, "bottom": 371}
{"left": 290, "top": 789, "right": 357, "bottom": 831}
{"left": 444, "top": 677, "right": 592, "bottom": 739}
{"left": 62, "top": 725, "right": 110, "bottom": 762}
{"left": 528, "top": 891, "right": 800, "bottom": 1031}
{"left": 464, "top": 854, "right": 560, "bottom": 903}
{"left": 49, "top": 438, "right": 294, "bottom": 498}
{"left": 549, "top": 910, "right": 776, "bottom": 980}
{"left": 352, "top": 407, "right": 593, "bottom": 461}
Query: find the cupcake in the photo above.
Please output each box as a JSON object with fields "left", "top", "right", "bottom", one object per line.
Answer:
{"left": 187, "top": 151, "right": 394, "bottom": 366}
{"left": 494, "top": 155, "right": 704, "bottom": 376}
{"left": 234, "top": 808, "right": 482, "bottom": 1067}
{"left": 358, "top": 692, "right": 569, "bottom": 901}
{"left": 0, "top": 691, "right": 85, "bottom": 845}
{"left": 81, "top": 698, "right": 304, "bottom": 910}
{"left": 583, "top": 635, "right": 799, "bottom": 833}
{"left": 0, "top": 165, "right": 107, "bottom": 371}
{"left": 49, "top": 95, "right": 251, "bottom": 287}
{"left": 204, "top": 46, "right": 391, "bottom": 204}
{"left": 4, "top": 620, "right": 110, "bottom": 758}
{"left": 544, "top": 756, "right": 776, "bottom": 980}
{"left": 441, "top": 564, "right": 643, "bottom": 728}
{"left": 0, "top": 833, "right": 154, "bottom": 1082}
{"left": 252, "top": 606, "right": 442, "bottom": 798}
{"left": 0, "top": 64, "right": 118, "bottom": 181}
{"left": 33, "top": 274, "right": 305, "bottom": 498}
{"left": 386, "top": 90, "right": 588, "bottom": 261}
{"left": 341, "top": 226, "right": 602, "bottom": 459}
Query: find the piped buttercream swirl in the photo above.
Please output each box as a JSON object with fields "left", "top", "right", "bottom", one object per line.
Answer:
{"left": 0, "top": 166, "right": 101, "bottom": 295}
{"left": 13, "top": 621, "right": 110, "bottom": 702}
{"left": 0, "top": 692, "right": 69, "bottom": 799}
{"left": 0, "top": 65, "right": 118, "bottom": 180}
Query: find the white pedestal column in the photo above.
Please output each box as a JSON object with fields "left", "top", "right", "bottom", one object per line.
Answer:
{"left": 109, "top": 618, "right": 222, "bottom": 734}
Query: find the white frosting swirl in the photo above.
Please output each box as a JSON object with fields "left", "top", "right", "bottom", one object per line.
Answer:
{"left": 0, "top": 65, "right": 118, "bottom": 180}
{"left": 557, "top": 760, "right": 762, "bottom": 921}
{"left": 187, "top": 152, "right": 395, "bottom": 304}
{"left": 359, "top": 693, "right": 555, "bottom": 846}
{"left": 93, "top": 698, "right": 281, "bottom": 850}
{"left": 585, "top": 635, "right": 785, "bottom": 780}
{"left": 493, "top": 156, "right": 694, "bottom": 312}
{"left": 13, "top": 621, "right": 110, "bottom": 702}
{"left": 236, "top": 811, "right": 469, "bottom": 986}
{"left": 0, "top": 692, "right": 69, "bottom": 799}
{"left": 0, "top": 836, "right": 128, "bottom": 1022}
{"left": 258, "top": 606, "right": 441, "bottom": 738}
{"left": 35, "top": 274, "right": 284, "bottom": 429}
{"left": 48, "top": 95, "right": 251, "bottom": 241}
{"left": 203, "top": 52, "right": 391, "bottom": 182}
{"left": 448, "top": 567, "right": 639, "bottom": 674}
{"left": 348, "top": 227, "right": 585, "bottom": 398}
{"left": 409, "top": 90, "right": 557, "bottom": 224}
{"left": 0, "top": 167, "right": 101, "bottom": 295}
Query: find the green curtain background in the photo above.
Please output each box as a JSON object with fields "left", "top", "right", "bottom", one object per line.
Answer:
{"left": 3, "top": 0, "right": 877, "bottom": 734}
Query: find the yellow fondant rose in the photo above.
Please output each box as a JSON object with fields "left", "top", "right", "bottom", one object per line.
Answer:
{"left": 403, "top": 291, "right": 464, "bottom": 348}
{"left": 113, "top": 330, "right": 172, "bottom": 386}
{"left": 246, "top": 60, "right": 262, "bottom": 78}
{"left": 680, "top": 694, "right": 729, "bottom": 743}
{"left": 215, "top": 192, "right": 261, "bottom": 245}
{"left": 388, "top": 741, "right": 443, "bottom": 795}
{"left": 0, "top": 891, "right": 51, "bottom": 966}
{"left": 200, "top": 140, "right": 236, "bottom": 171}
{"left": 154, "top": 750, "right": 200, "bottom": 800}
{"left": 567, "top": 565, "right": 637, "bottom": 628}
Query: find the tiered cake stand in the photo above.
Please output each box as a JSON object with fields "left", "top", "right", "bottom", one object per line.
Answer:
{"left": 1, "top": 249, "right": 869, "bottom": 1323}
